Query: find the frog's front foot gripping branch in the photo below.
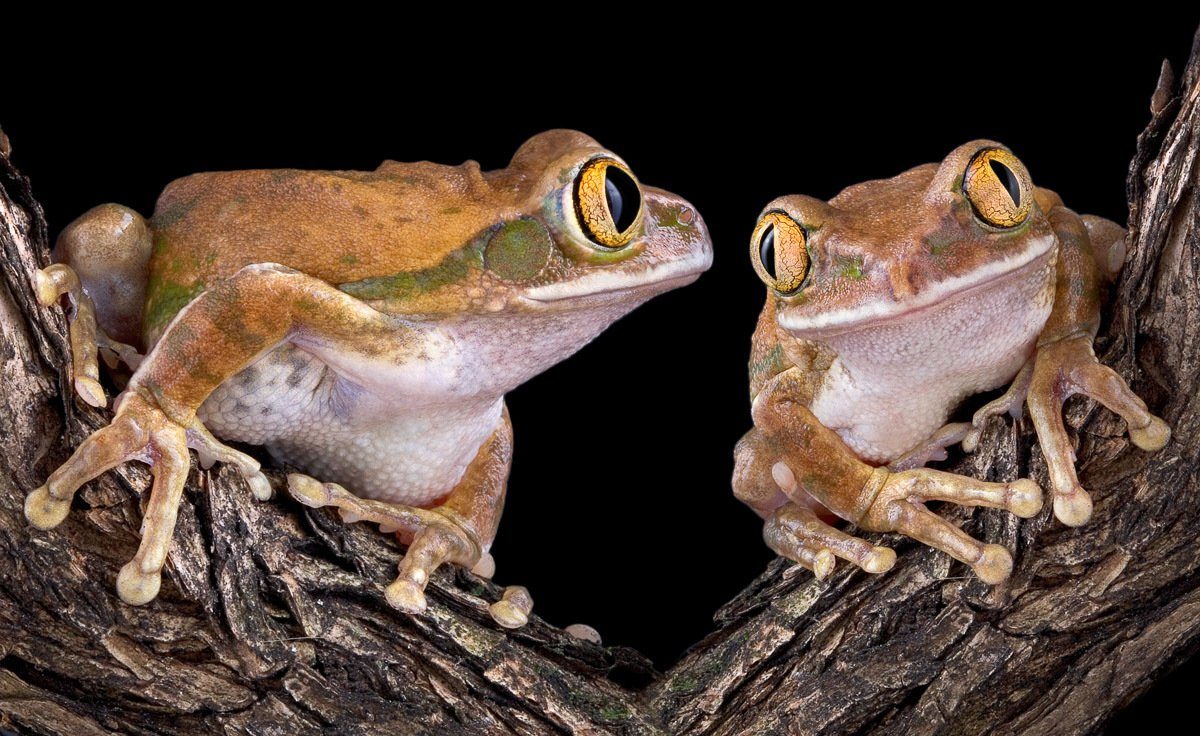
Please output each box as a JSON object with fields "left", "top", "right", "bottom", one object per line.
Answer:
{"left": 765, "top": 461, "right": 1042, "bottom": 584}
{"left": 743, "top": 377, "right": 1044, "bottom": 584}
{"left": 1024, "top": 333, "right": 1169, "bottom": 526}
{"left": 287, "top": 474, "right": 532, "bottom": 628}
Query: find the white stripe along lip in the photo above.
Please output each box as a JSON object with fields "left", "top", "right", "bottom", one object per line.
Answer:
{"left": 522, "top": 252, "right": 713, "bottom": 303}
{"left": 778, "top": 234, "right": 1057, "bottom": 335}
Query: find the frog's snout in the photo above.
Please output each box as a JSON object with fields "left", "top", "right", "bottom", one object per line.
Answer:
{"left": 641, "top": 186, "right": 714, "bottom": 276}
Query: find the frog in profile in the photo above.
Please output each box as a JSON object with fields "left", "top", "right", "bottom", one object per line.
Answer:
{"left": 27, "top": 130, "right": 713, "bottom": 627}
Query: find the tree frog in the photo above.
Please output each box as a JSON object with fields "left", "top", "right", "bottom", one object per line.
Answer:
{"left": 734, "top": 141, "right": 1169, "bottom": 583}
{"left": 26, "top": 130, "right": 712, "bottom": 627}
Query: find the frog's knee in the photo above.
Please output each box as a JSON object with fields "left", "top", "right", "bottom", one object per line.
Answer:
{"left": 1080, "top": 214, "right": 1127, "bottom": 280}
{"left": 56, "top": 203, "right": 152, "bottom": 345}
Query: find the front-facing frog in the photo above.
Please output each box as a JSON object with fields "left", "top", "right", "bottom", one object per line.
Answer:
{"left": 734, "top": 141, "right": 1168, "bottom": 583}
{"left": 26, "top": 129, "right": 712, "bottom": 626}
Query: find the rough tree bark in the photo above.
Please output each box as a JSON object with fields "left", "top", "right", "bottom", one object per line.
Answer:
{"left": 1, "top": 31, "right": 1198, "bottom": 735}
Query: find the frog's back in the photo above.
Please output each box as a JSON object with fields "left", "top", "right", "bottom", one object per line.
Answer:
{"left": 143, "top": 159, "right": 514, "bottom": 339}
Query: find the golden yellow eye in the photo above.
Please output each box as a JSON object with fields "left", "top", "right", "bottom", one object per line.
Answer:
{"left": 963, "top": 147, "right": 1033, "bottom": 228}
{"left": 751, "top": 211, "right": 809, "bottom": 295}
{"left": 575, "top": 158, "right": 643, "bottom": 248}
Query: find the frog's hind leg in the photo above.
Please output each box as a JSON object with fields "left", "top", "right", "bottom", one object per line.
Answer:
{"left": 37, "top": 203, "right": 152, "bottom": 406}
{"left": 35, "top": 264, "right": 143, "bottom": 407}
{"left": 287, "top": 408, "right": 532, "bottom": 628}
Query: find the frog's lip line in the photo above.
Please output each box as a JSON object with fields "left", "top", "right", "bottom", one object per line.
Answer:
{"left": 778, "top": 234, "right": 1056, "bottom": 335}
{"left": 521, "top": 255, "right": 712, "bottom": 303}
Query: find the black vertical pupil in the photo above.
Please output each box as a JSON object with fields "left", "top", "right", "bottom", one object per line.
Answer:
{"left": 989, "top": 159, "right": 1021, "bottom": 206}
{"left": 604, "top": 166, "right": 640, "bottom": 233}
{"left": 759, "top": 225, "right": 777, "bottom": 279}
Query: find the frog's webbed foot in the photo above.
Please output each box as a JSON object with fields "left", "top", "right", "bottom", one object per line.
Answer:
{"left": 888, "top": 422, "right": 972, "bottom": 471}
{"left": 764, "top": 501, "right": 896, "bottom": 580}
{"left": 35, "top": 264, "right": 143, "bottom": 407}
{"left": 1027, "top": 334, "right": 1170, "bottom": 526}
{"left": 287, "top": 474, "right": 533, "bottom": 628}
{"left": 963, "top": 361, "right": 1034, "bottom": 453}
{"left": 860, "top": 467, "right": 1043, "bottom": 584}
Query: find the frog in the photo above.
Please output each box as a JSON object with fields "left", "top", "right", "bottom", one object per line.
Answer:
{"left": 24, "top": 129, "right": 713, "bottom": 627}
{"left": 733, "top": 140, "right": 1169, "bottom": 583}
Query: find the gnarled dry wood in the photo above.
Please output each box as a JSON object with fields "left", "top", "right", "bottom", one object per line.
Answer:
{"left": 1, "top": 28, "right": 1198, "bottom": 735}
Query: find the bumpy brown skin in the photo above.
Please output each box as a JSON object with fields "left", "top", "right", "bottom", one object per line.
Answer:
{"left": 734, "top": 141, "right": 1170, "bottom": 584}
{"left": 25, "top": 130, "right": 712, "bottom": 628}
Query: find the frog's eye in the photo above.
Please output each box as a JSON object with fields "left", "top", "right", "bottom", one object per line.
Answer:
{"left": 574, "top": 158, "right": 643, "bottom": 248}
{"left": 963, "top": 148, "right": 1034, "bottom": 228}
{"left": 751, "top": 211, "right": 809, "bottom": 295}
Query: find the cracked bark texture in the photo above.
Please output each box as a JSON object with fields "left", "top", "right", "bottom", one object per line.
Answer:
{"left": 1, "top": 29, "right": 1199, "bottom": 736}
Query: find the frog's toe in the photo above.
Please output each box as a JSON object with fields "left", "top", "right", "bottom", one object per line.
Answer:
{"left": 974, "top": 544, "right": 1015, "bottom": 585}
{"left": 117, "top": 562, "right": 162, "bottom": 606}
{"left": 1053, "top": 486, "right": 1094, "bottom": 527}
{"left": 286, "top": 472, "right": 338, "bottom": 508}
{"left": 74, "top": 376, "right": 107, "bottom": 408}
{"left": 764, "top": 502, "right": 894, "bottom": 579}
{"left": 1129, "top": 415, "right": 1171, "bottom": 452}
{"left": 24, "top": 485, "right": 71, "bottom": 530}
{"left": 489, "top": 586, "right": 533, "bottom": 629}
{"left": 470, "top": 551, "right": 496, "bottom": 579}
{"left": 1007, "top": 479, "right": 1044, "bottom": 518}
{"left": 384, "top": 578, "right": 428, "bottom": 614}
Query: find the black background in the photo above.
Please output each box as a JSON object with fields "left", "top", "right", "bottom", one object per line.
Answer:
{"left": 4, "top": 13, "right": 1198, "bottom": 732}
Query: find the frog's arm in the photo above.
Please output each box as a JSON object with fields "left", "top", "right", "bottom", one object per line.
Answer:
{"left": 1023, "top": 199, "right": 1170, "bottom": 526}
{"left": 735, "top": 369, "right": 1040, "bottom": 583}
{"left": 25, "top": 263, "right": 409, "bottom": 605}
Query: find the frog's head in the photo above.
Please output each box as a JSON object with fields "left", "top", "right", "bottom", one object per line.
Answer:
{"left": 476, "top": 129, "right": 712, "bottom": 314}
{"left": 750, "top": 140, "right": 1058, "bottom": 344}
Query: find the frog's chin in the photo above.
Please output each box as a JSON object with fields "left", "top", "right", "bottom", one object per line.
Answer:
{"left": 519, "top": 255, "right": 710, "bottom": 308}
{"left": 778, "top": 234, "right": 1057, "bottom": 338}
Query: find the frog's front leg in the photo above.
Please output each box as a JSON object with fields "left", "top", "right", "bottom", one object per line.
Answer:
{"left": 735, "top": 429, "right": 896, "bottom": 579}
{"left": 1026, "top": 208, "right": 1170, "bottom": 526}
{"left": 288, "top": 409, "right": 532, "bottom": 628}
{"left": 748, "top": 372, "right": 1042, "bottom": 583}
{"left": 26, "top": 263, "right": 401, "bottom": 605}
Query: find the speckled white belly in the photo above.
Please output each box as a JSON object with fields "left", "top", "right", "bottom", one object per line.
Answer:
{"left": 809, "top": 257, "right": 1056, "bottom": 464}
{"left": 197, "top": 344, "right": 502, "bottom": 506}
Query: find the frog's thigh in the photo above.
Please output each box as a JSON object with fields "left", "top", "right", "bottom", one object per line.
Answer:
{"left": 287, "top": 408, "right": 531, "bottom": 628}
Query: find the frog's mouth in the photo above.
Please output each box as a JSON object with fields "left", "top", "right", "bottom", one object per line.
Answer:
{"left": 522, "top": 252, "right": 712, "bottom": 304}
{"left": 778, "top": 233, "right": 1057, "bottom": 336}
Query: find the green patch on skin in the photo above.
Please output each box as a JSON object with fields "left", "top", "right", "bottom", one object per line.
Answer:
{"left": 927, "top": 232, "right": 957, "bottom": 256}
{"left": 749, "top": 344, "right": 788, "bottom": 384}
{"left": 484, "top": 218, "right": 552, "bottom": 281}
{"left": 340, "top": 254, "right": 359, "bottom": 266}
{"left": 337, "top": 238, "right": 485, "bottom": 301}
{"left": 836, "top": 255, "right": 865, "bottom": 280}
{"left": 152, "top": 199, "right": 195, "bottom": 230}
{"left": 144, "top": 277, "right": 206, "bottom": 333}
{"left": 441, "top": 206, "right": 462, "bottom": 215}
